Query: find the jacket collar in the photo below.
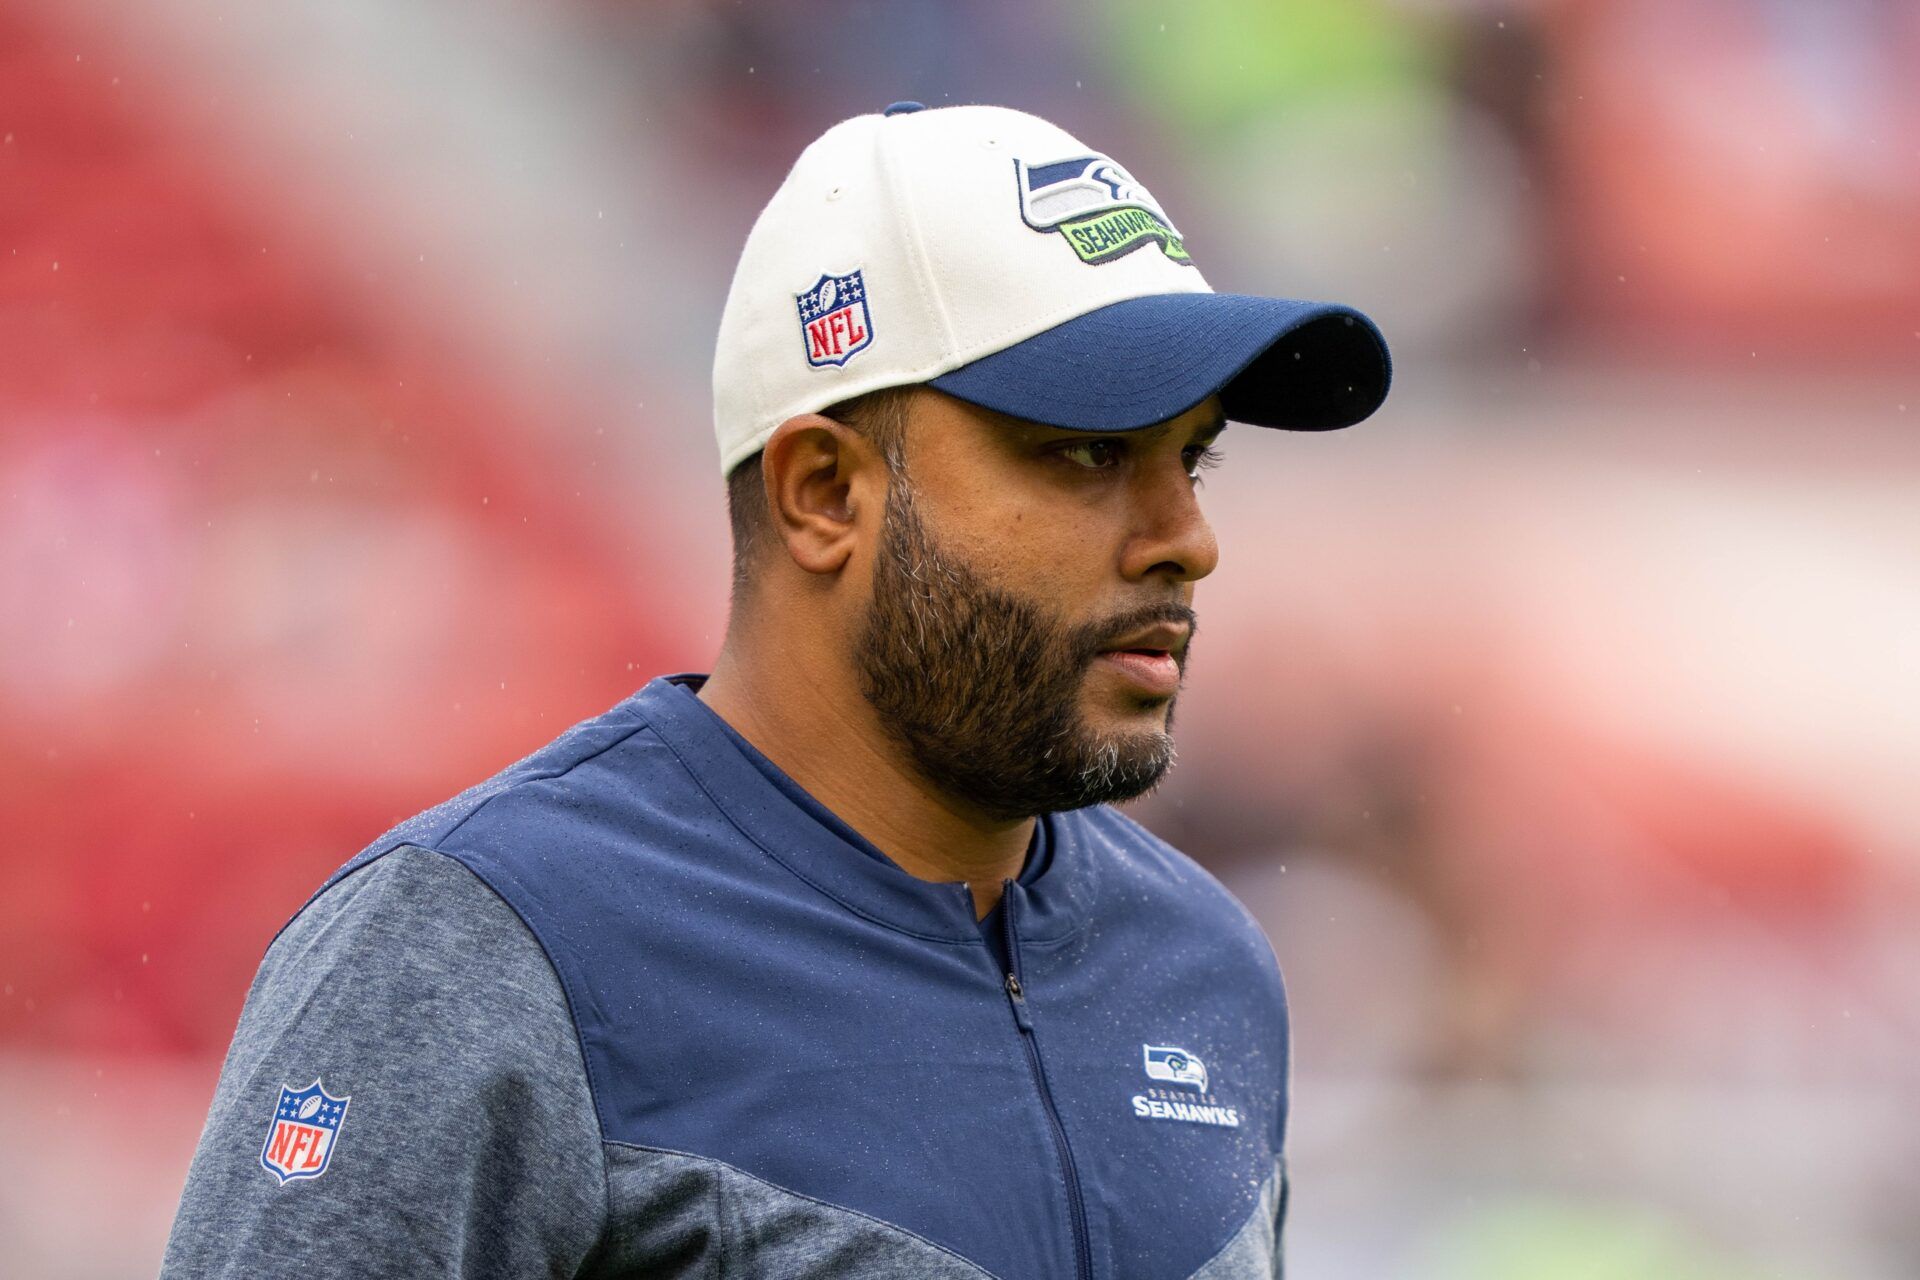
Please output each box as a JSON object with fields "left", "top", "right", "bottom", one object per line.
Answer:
{"left": 633, "top": 673, "right": 1093, "bottom": 946}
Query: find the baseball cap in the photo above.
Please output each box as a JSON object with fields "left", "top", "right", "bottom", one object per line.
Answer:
{"left": 711, "top": 102, "right": 1391, "bottom": 476}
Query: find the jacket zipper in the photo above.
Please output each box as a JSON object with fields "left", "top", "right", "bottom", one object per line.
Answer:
{"left": 1000, "top": 878, "right": 1094, "bottom": 1280}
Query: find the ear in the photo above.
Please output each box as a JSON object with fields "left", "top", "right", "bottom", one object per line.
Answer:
{"left": 760, "top": 413, "right": 887, "bottom": 576}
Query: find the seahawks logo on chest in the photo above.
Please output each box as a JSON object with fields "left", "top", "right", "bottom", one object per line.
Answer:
{"left": 1131, "top": 1043, "right": 1241, "bottom": 1128}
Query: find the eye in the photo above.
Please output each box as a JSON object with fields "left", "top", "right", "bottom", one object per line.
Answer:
{"left": 1183, "top": 443, "right": 1225, "bottom": 482}
{"left": 1058, "top": 439, "right": 1124, "bottom": 469}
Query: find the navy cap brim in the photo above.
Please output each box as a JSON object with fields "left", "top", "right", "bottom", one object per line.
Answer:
{"left": 926, "top": 292, "right": 1391, "bottom": 432}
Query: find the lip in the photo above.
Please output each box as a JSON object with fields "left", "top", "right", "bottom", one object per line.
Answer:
{"left": 1093, "top": 622, "right": 1189, "bottom": 698}
{"left": 1097, "top": 622, "right": 1191, "bottom": 662}
{"left": 1093, "top": 649, "right": 1182, "bottom": 697}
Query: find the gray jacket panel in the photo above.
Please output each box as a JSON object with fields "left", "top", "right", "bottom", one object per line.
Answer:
{"left": 160, "top": 845, "right": 606, "bottom": 1278}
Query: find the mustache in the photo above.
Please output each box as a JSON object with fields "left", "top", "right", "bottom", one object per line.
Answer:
{"left": 1070, "top": 601, "right": 1198, "bottom": 664}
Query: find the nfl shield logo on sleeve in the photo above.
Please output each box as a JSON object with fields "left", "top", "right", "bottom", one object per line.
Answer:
{"left": 260, "top": 1081, "right": 351, "bottom": 1184}
{"left": 795, "top": 269, "right": 874, "bottom": 368}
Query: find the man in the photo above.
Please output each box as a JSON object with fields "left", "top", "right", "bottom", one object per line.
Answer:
{"left": 162, "top": 103, "right": 1388, "bottom": 1278}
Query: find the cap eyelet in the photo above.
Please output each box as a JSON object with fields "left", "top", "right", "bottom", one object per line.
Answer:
{"left": 826, "top": 185, "right": 844, "bottom": 201}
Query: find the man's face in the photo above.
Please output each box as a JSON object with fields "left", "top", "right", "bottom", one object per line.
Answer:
{"left": 853, "top": 389, "right": 1224, "bottom": 821}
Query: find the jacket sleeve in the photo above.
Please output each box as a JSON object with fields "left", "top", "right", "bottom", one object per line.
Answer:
{"left": 159, "top": 844, "right": 606, "bottom": 1278}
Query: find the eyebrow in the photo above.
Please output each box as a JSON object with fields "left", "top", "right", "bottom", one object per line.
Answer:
{"left": 1026, "top": 411, "right": 1228, "bottom": 443}
{"left": 1134, "top": 411, "right": 1227, "bottom": 445}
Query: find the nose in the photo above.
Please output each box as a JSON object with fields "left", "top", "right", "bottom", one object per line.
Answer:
{"left": 1118, "top": 453, "right": 1219, "bottom": 585}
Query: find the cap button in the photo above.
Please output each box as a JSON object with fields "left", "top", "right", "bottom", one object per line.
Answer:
{"left": 882, "top": 101, "right": 926, "bottom": 117}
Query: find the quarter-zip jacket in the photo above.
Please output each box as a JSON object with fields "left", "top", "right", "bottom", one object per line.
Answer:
{"left": 162, "top": 674, "right": 1292, "bottom": 1278}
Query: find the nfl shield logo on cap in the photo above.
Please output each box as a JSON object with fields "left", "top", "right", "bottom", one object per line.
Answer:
{"left": 260, "top": 1080, "right": 351, "bottom": 1184}
{"left": 795, "top": 269, "right": 873, "bottom": 369}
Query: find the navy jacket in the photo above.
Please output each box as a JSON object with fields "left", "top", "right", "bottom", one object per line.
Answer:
{"left": 161, "top": 673, "right": 1292, "bottom": 1278}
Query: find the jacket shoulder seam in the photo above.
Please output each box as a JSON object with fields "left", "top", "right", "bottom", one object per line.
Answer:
{"left": 264, "top": 714, "right": 654, "bottom": 954}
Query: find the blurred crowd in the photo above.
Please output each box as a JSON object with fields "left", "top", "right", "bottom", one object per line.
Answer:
{"left": 2, "top": 0, "right": 1916, "bottom": 1275}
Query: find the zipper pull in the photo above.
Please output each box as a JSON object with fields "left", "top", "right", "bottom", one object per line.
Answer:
{"left": 1004, "top": 970, "right": 1033, "bottom": 1031}
{"left": 999, "top": 877, "right": 1034, "bottom": 1031}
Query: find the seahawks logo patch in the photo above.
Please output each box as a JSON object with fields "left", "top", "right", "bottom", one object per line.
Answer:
{"left": 1014, "top": 154, "right": 1191, "bottom": 267}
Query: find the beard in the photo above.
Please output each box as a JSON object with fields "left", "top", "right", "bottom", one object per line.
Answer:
{"left": 853, "top": 474, "right": 1196, "bottom": 821}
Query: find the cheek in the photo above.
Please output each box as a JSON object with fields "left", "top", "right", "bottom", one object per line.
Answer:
{"left": 916, "top": 460, "right": 1122, "bottom": 603}
{"left": 988, "top": 509, "right": 1120, "bottom": 608}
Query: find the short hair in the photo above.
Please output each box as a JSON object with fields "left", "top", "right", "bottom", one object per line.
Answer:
{"left": 724, "top": 385, "right": 914, "bottom": 595}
